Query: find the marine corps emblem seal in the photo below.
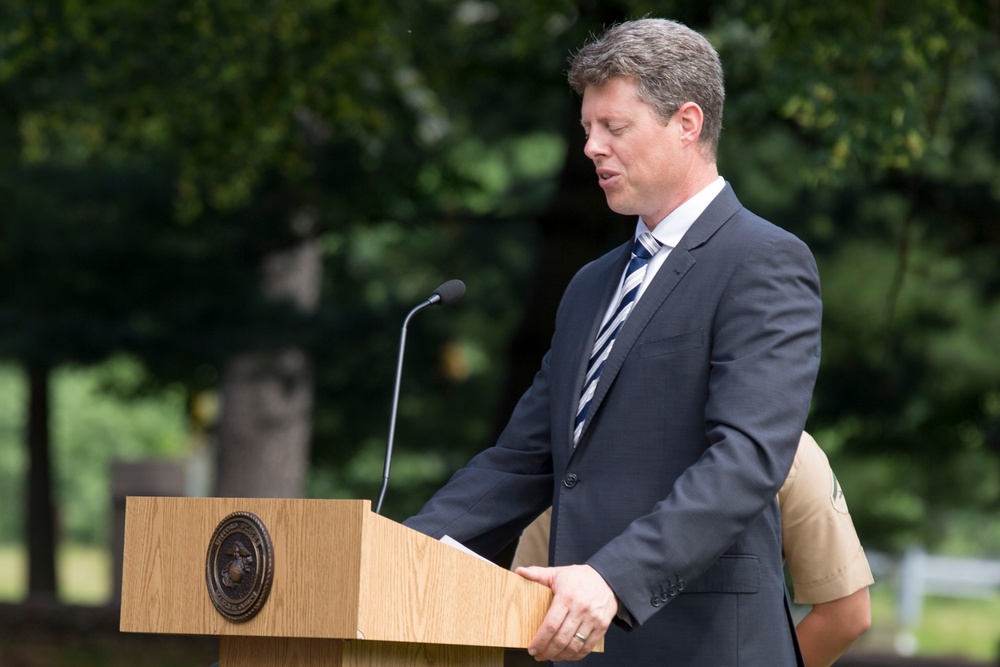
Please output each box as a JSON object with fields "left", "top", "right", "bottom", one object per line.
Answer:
{"left": 205, "top": 511, "right": 274, "bottom": 622}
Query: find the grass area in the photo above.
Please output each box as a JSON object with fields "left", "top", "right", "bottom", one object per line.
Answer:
{"left": 0, "top": 545, "right": 25, "bottom": 601}
{"left": 868, "top": 584, "right": 1000, "bottom": 662}
{"left": 0, "top": 544, "right": 111, "bottom": 605}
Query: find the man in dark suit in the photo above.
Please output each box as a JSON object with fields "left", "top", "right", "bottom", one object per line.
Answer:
{"left": 404, "top": 18, "right": 822, "bottom": 665}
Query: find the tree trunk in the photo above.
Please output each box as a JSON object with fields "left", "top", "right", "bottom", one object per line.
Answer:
{"left": 214, "top": 215, "right": 321, "bottom": 498}
{"left": 25, "top": 362, "right": 57, "bottom": 600}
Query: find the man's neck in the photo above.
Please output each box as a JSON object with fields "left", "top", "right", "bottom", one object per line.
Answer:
{"left": 645, "top": 163, "right": 720, "bottom": 231}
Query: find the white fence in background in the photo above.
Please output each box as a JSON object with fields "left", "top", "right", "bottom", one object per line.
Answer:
{"left": 871, "top": 547, "right": 1000, "bottom": 656}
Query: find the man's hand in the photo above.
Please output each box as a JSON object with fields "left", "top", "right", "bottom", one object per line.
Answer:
{"left": 515, "top": 564, "right": 617, "bottom": 662}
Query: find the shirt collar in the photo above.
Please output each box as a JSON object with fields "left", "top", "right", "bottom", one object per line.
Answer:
{"left": 637, "top": 176, "right": 726, "bottom": 249}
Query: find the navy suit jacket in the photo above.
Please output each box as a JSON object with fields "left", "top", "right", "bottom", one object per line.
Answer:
{"left": 405, "top": 184, "right": 821, "bottom": 666}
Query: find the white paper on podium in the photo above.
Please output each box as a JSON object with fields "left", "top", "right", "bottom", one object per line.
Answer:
{"left": 440, "top": 535, "right": 493, "bottom": 564}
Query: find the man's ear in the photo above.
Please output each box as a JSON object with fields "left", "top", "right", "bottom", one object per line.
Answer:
{"left": 675, "top": 102, "right": 704, "bottom": 146}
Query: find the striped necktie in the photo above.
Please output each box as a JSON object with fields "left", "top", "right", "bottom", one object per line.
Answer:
{"left": 574, "top": 232, "right": 662, "bottom": 445}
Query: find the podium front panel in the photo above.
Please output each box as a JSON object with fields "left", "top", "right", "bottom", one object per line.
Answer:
{"left": 120, "top": 497, "right": 367, "bottom": 638}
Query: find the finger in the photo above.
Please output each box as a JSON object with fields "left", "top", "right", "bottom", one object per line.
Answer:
{"left": 535, "top": 614, "right": 591, "bottom": 662}
{"left": 569, "top": 627, "right": 594, "bottom": 658}
{"left": 515, "top": 565, "right": 553, "bottom": 586}
{"left": 545, "top": 628, "right": 591, "bottom": 662}
{"left": 527, "top": 598, "right": 576, "bottom": 659}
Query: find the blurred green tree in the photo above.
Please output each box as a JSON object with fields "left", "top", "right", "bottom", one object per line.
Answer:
{"left": 724, "top": 0, "right": 1000, "bottom": 551}
{"left": 0, "top": 0, "right": 577, "bottom": 592}
{"left": 0, "top": 1, "right": 998, "bottom": 608}
{"left": 0, "top": 0, "right": 449, "bottom": 596}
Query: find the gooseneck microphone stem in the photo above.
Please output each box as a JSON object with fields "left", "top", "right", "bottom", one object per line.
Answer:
{"left": 375, "top": 301, "right": 432, "bottom": 515}
{"left": 375, "top": 279, "right": 465, "bottom": 516}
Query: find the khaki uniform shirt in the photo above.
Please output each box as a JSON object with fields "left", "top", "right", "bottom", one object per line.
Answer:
{"left": 511, "top": 432, "right": 874, "bottom": 605}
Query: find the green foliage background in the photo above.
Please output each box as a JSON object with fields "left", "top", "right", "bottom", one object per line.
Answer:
{"left": 1, "top": 0, "right": 999, "bottom": 568}
{"left": 0, "top": 361, "right": 188, "bottom": 545}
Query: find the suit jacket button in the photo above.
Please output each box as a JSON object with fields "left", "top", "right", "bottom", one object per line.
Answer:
{"left": 563, "top": 473, "right": 579, "bottom": 488}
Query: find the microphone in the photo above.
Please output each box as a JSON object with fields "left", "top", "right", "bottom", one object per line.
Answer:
{"left": 375, "top": 279, "right": 466, "bottom": 515}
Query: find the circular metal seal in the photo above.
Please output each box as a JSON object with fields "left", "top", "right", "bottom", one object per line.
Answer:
{"left": 205, "top": 511, "right": 274, "bottom": 622}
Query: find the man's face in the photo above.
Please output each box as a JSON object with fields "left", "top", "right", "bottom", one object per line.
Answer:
{"left": 580, "top": 77, "right": 683, "bottom": 226}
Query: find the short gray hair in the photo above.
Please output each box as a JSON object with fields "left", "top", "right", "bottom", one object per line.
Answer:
{"left": 568, "top": 18, "right": 725, "bottom": 158}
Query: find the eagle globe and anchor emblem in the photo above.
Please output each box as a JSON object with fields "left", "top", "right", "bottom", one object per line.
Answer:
{"left": 205, "top": 511, "right": 274, "bottom": 622}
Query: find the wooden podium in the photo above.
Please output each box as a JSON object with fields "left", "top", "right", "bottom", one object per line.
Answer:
{"left": 119, "top": 497, "right": 573, "bottom": 666}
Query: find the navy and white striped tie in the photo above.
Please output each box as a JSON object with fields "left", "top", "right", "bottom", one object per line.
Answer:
{"left": 574, "top": 232, "right": 662, "bottom": 445}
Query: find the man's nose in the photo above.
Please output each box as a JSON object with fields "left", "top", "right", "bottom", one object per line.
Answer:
{"left": 583, "top": 132, "right": 607, "bottom": 160}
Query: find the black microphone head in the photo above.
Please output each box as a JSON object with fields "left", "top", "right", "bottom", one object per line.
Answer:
{"left": 431, "top": 279, "right": 466, "bottom": 306}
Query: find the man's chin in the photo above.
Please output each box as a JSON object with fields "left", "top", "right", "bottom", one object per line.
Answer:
{"left": 605, "top": 198, "right": 636, "bottom": 218}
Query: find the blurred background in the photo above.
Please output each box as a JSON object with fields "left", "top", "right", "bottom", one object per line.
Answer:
{"left": 1, "top": 0, "right": 998, "bottom": 665}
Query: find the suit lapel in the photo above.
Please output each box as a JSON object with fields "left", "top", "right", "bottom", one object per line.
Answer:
{"left": 573, "top": 249, "right": 694, "bottom": 449}
{"left": 572, "top": 184, "right": 743, "bottom": 452}
{"left": 559, "top": 242, "right": 632, "bottom": 449}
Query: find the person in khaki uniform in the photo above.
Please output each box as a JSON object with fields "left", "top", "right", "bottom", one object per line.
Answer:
{"left": 511, "top": 432, "right": 873, "bottom": 667}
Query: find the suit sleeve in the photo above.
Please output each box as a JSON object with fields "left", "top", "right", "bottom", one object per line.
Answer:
{"left": 402, "top": 351, "right": 556, "bottom": 557}
{"left": 586, "top": 230, "right": 823, "bottom": 624}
